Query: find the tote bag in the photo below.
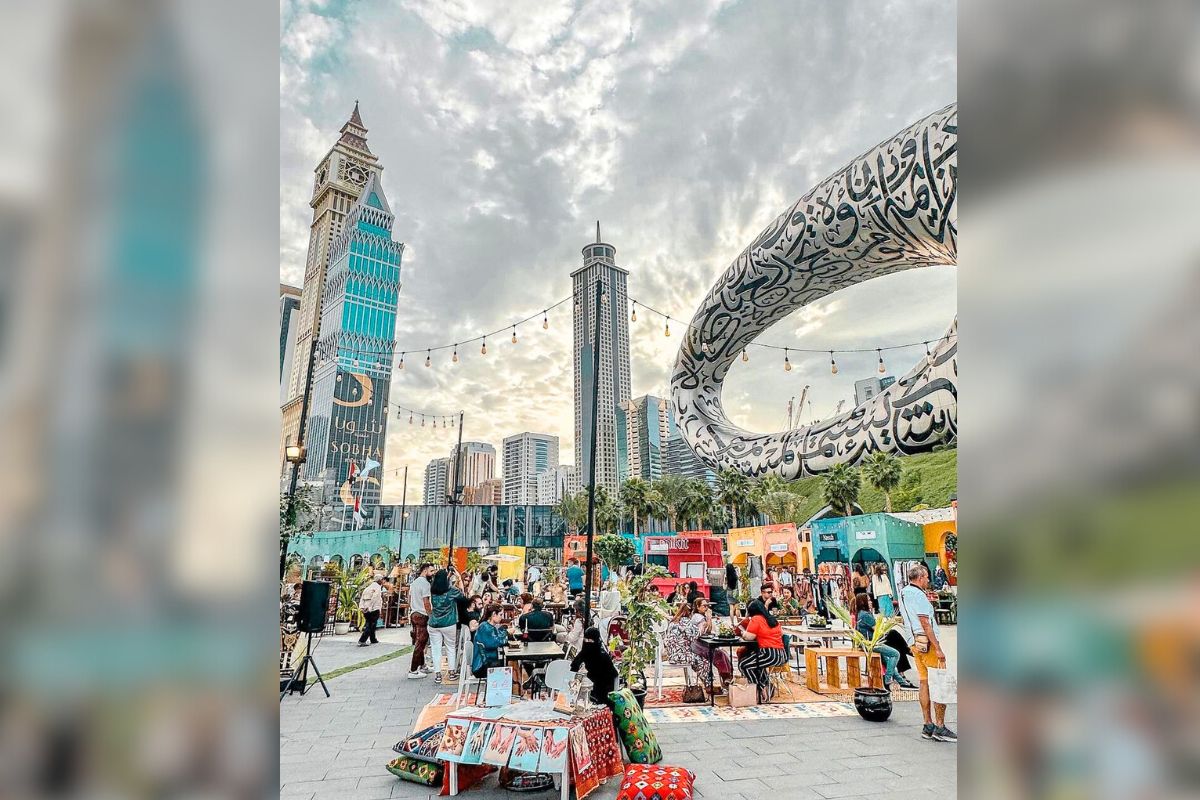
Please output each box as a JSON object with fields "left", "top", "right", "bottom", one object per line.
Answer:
{"left": 927, "top": 667, "right": 957, "bottom": 705}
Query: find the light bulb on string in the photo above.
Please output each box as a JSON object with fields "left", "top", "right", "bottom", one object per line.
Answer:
{"left": 830, "top": 351, "right": 838, "bottom": 375}
{"left": 481, "top": 338, "right": 487, "bottom": 355}
{"left": 398, "top": 353, "right": 405, "bottom": 370}
{"left": 877, "top": 349, "right": 886, "bottom": 374}
{"left": 425, "top": 350, "right": 431, "bottom": 368}
{"left": 631, "top": 302, "right": 637, "bottom": 322}
{"left": 664, "top": 317, "right": 671, "bottom": 337}
{"left": 452, "top": 345, "right": 458, "bottom": 364}
{"left": 542, "top": 311, "right": 548, "bottom": 330}
{"left": 784, "top": 349, "right": 792, "bottom": 372}
{"left": 409, "top": 413, "right": 413, "bottom": 425}
{"left": 511, "top": 325, "right": 518, "bottom": 345}
{"left": 742, "top": 348, "right": 749, "bottom": 363}
{"left": 924, "top": 341, "right": 932, "bottom": 364}
{"left": 421, "top": 415, "right": 425, "bottom": 427}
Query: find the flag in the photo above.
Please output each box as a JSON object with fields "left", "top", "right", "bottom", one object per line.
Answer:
{"left": 361, "top": 458, "right": 380, "bottom": 479}
{"left": 347, "top": 460, "right": 359, "bottom": 483}
{"left": 353, "top": 493, "right": 364, "bottom": 530}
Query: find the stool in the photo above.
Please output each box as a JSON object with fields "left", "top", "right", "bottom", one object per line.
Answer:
{"left": 804, "top": 647, "right": 883, "bottom": 694}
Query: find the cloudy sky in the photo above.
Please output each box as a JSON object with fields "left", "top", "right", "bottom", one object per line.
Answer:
{"left": 280, "top": 0, "right": 957, "bottom": 505}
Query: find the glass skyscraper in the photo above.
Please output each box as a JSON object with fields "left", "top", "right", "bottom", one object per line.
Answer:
{"left": 304, "top": 171, "right": 403, "bottom": 516}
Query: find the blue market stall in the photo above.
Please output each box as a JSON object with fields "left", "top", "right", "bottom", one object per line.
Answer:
{"left": 809, "top": 513, "right": 932, "bottom": 610}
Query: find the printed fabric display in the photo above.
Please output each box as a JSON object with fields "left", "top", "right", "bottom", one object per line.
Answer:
{"left": 607, "top": 688, "right": 663, "bottom": 765}
{"left": 386, "top": 755, "right": 444, "bottom": 787}
{"left": 392, "top": 721, "right": 445, "bottom": 763}
{"left": 615, "top": 764, "right": 697, "bottom": 800}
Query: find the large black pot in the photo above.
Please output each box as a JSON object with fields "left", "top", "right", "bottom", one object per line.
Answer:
{"left": 853, "top": 687, "right": 893, "bottom": 721}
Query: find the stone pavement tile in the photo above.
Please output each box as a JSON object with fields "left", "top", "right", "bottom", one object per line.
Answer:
{"left": 811, "top": 774, "right": 929, "bottom": 799}
{"left": 281, "top": 776, "right": 359, "bottom": 796}
{"left": 279, "top": 792, "right": 314, "bottom": 800}
{"left": 277, "top": 764, "right": 329, "bottom": 785}
{"left": 711, "top": 777, "right": 771, "bottom": 794}
{"left": 758, "top": 776, "right": 830, "bottom": 797}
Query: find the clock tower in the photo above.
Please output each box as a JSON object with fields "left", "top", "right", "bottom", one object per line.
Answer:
{"left": 281, "top": 102, "right": 382, "bottom": 479}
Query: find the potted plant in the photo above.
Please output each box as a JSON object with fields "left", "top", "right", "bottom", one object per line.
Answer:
{"left": 614, "top": 566, "right": 669, "bottom": 707}
{"left": 332, "top": 564, "right": 370, "bottom": 635}
{"left": 594, "top": 534, "right": 636, "bottom": 585}
{"left": 827, "top": 600, "right": 901, "bottom": 721}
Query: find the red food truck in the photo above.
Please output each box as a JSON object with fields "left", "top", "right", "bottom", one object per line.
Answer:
{"left": 643, "top": 531, "right": 725, "bottom": 599}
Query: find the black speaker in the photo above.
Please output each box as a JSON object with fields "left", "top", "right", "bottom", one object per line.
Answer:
{"left": 297, "top": 580, "right": 331, "bottom": 633}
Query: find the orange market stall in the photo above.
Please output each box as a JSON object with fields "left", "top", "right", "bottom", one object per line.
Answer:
{"left": 562, "top": 535, "right": 603, "bottom": 590}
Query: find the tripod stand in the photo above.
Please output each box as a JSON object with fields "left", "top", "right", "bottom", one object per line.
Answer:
{"left": 280, "top": 629, "right": 330, "bottom": 702}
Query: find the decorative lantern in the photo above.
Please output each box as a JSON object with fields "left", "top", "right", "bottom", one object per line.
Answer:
{"left": 570, "top": 665, "right": 593, "bottom": 713}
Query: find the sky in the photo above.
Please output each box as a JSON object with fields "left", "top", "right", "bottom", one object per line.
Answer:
{"left": 280, "top": 0, "right": 958, "bottom": 505}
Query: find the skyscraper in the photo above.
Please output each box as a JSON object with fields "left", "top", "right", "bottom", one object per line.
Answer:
{"left": 301, "top": 168, "right": 404, "bottom": 514}
{"left": 572, "top": 223, "right": 631, "bottom": 495}
{"left": 280, "top": 284, "right": 302, "bottom": 404}
{"left": 449, "top": 442, "right": 497, "bottom": 494}
{"left": 537, "top": 465, "right": 580, "bottom": 505}
{"left": 424, "top": 457, "right": 451, "bottom": 505}
{"left": 616, "top": 395, "right": 674, "bottom": 483}
{"left": 503, "top": 432, "right": 559, "bottom": 504}
{"left": 665, "top": 434, "right": 717, "bottom": 486}
{"left": 281, "top": 102, "right": 382, "bottom": 478}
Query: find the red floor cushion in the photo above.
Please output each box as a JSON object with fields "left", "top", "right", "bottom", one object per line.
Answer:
{"left": 616, "top": 764, "right": 696, "bottom": 800}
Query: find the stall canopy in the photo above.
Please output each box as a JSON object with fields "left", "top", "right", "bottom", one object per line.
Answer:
{"left": 808, "top": 513, "right": 927, "bottom": 567}
{"left": 496, "top": 546, "right": 525, "bottom": 583}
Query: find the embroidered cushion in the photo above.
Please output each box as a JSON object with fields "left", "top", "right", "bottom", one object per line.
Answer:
{"left": 607, "top": 688, "right": 663, "bottom": 765}
{"left": 392, "top": 722, "right": 445, "bottom": 763}
{"left": 616, "top": 764, "right": 696, "bottom": 800}
{"left": 386, "top": 755, "right": 443, "bottom": 786}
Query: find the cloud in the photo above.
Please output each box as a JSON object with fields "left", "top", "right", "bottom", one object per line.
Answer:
{"left": 280, "top": 0, "right": 957, "bottom": 504}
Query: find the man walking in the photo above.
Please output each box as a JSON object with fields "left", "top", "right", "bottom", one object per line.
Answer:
{"left": 357, "top": 572, "right": 384, "bottom": 646}
{"left": 566, "top": 559, "right": 585, "bottom": 598}
{"left": 900, "top": 564, "right": 957, "bottom": 742}
{"left": 408, "top": 562, "right": 434, "bottom": 679}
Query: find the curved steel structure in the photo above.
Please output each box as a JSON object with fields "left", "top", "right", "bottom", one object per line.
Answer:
{"left": 670, "top": 104, "right": 957, "bottom": 479}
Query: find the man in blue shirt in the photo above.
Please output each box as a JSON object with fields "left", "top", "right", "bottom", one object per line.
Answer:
{"left": 900, "top": 564, "right": 957, "bottom": 743}
{"left": 566, "top": 559, "right": 585, "bottom": 598}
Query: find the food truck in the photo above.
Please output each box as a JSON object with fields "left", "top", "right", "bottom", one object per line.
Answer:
{"left": 643, "top": 531, "right": 724, "bottom": 599}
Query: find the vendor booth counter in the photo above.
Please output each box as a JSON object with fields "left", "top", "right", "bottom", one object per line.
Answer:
{"left": 643, "top": 532, "right": 723, "bottom": 598}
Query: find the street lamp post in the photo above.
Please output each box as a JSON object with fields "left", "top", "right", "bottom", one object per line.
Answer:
{"left": 583, "top": 278, "right": 603, "bottom": 628}
{"left": 446, "top": 411, "right": 465, "bottom": 567}
{"left": 281, "top": 336, "right": 319, "bottom": 580}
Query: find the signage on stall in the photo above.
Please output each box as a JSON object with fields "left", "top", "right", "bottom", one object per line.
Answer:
{"left": 648, "top": 541, "right": 669, "bottom": 553}
{"left": 818, "top": 532, "right": 839, "bottom": 543}
{"left": 735, "top": 538, "right": 754, "bottom": 547}
{"left": 672, "top": 537, "right": 690, "bottom": 549}
{"left": 769, "top": 542, "right": 790, "bottom": 552}
{"left": 854, "top": 530, "right": 878, "bottom": 540}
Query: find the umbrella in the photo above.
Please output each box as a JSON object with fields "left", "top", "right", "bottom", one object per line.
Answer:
{"left": 482, "top": 553, "right": 521, "bottom": 562}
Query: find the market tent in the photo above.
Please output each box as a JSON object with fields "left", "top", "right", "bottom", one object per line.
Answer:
{"left": 761, "top": 524, "right": 804, "bottom": 569}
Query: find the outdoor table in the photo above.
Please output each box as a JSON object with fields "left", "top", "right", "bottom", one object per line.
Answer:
{"left": 442, "top": 703, "right": 623, "bottom": 800}
{"left": 504, "top": 642, "right": 567, "bottom": 696}
{"left": 781, "top": 625, "right": 853, "bottom": 674}
{"left": 697, "top": 635, "right": 742, "bottom": 707}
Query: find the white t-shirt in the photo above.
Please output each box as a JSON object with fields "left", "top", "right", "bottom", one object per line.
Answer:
{"left": 778, "top": 570, "right": 794, "bottom": 586}
{"left": 527, "top": 566, "right": 542, "bottom": 584}
{"left": 409, "top": 575, "right": 432, "bottom": 618}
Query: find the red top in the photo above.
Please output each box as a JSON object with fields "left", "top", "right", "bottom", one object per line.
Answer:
{"left": 746, "top": 615, "right": 784, "bottom": 650}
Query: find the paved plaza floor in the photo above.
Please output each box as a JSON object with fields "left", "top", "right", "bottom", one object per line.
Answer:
{"left": 281, "top": 628, "right": 957, "bottom": 800}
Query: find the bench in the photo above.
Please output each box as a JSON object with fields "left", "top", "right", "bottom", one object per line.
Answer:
{"left": 804, "top": 647, "right": 883, "bottom": 693}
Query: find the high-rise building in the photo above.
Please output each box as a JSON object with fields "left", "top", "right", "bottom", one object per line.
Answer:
{"left": 424, "top": 457, "right": 452, "bottom": 505}
{"left": 503, "top": 432, "right": 559, "bottom": 505}
{"left": 665, "top": 434, "right": 717, "bottom": 486}
{"left": 464, "top": 478, "right": 503, "bottom": 506}
{"left": 449, "top": 442, "right": 496, "bottom": 493}
{"left": 301, "top": 168, "right": 403, "bottom": 513}
{"left": 280, "top": 284, "right": 302, "bottom": 404}
{"left": 282, "top": 102, "right": 382, "bottom": 477}
{"left": 537, "top": 464, "right": 580, "bottom": 505}
{"left": 616, "top": 395, "right": 675, "bottom": 483}
{"left": 854, "top": 375, "right": 896, "bottom": 406}
{"left": 572, "top": 223, "right": 631, "bottom": 495}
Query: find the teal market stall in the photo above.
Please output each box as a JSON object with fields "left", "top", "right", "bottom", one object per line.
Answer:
{"left": 810, "top": 513, "right": 929, "bottom": 567}
{"left": 288, "top": 528, "right": 422, "bottom": 577}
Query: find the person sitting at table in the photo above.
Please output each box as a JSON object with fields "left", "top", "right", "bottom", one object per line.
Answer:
{"left": 738, "top": 594, "right": 789, "bottom": 702}
{"left": 685, "top": 581, "right": 703, "bottom": 604}
{"left": 664, "top": 602, "right": 706, "bottom": 683}
{"left": 777, "top": 586, "right": 802, "bottom": 618}
{"left": 689, "top": 597, "right": 732, "bottom": 690}
{"left": 470, "top": 605, "right": 509, "bottom": 679}
{"left": 851, "top": 593, "right": 916, "bottom": 690}
{"left": 518, "top": 598, "right": 556, "bottom": 642}
{"left": 571, "top": 626, "right": 619, "bottom": 712}
{"left": 502, "top": 579, "right": 521, "bottom": 600}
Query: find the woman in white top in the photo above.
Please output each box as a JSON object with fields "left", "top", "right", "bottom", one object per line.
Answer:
{"left": 871, "top": 563, "right": 895, "bottom": 616}
{"left": 687, "top": 597, "right": 733, "bottom": 688}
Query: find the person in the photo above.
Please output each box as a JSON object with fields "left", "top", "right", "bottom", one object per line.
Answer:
{"left": 526, "top": 562, "right": 542, "bottom": 591}
{"left": 664, "top": 602, "right": 707, "bottom": 679}
{"left": 871, "top": 563, "right": 896, "bottom": 617}
{"left": 725, "top": 561, "right": 739, "bottom": 607}
{"left": 428, "top": 569, "right": 463, "bottom": 685}
{"left": 932, "top": 565, "right": 949, "bottom": 591}
{"left": 518, "top": 598, "right": 556, "bottom": 642}
{"left": 851, "top": 592, "right": 913, "bottom": 690}
{"left": 777, "top": 586, "right": 802, "bottom": 618}
{"left": 778, "top": 566, "right": 794, "bottom": 590}
{"left": 407, "top": 563, "right": 434, "bottom": 679}
{"left": 470, "top": 605, "right": 509, "bottom": 679}
{"left": 900, "top": 564, "right": 956, "bottom": 742}
{"left": 501, "top": 579, "right": 520, "bottom": 600}
{"left": 685, "top": 581, "right": 702, "bottom": 604}
{"left": 764, "top": 566, "right": 777, "bottom": 591}
{"left": 571, "top": 626, "right": 619, "bottom": 710}
{"left": 566, "top": 559, "right": 585, "bottom": 598}
{"left": 795, "top": 568, "right": 815, "bottom": 612}
{"left": 357, "top": 572, "right": 384, "bottom": 646}
{"left": 738, "top": 593, "right": 789, "bottom": 701}
{"left": 689, "top": 598, "right": 732, "bottom": 689}
{"left": 852, "top": 563, "right": 871, "bottom": 601}
{"left": 483, "top": 564, "right": 500, "bottom": 593}
{"left": 628, "top": 557, "right": 644, "bottom": 576}
{"left": 665, "top": 585, "right": 683, "bottom": 605}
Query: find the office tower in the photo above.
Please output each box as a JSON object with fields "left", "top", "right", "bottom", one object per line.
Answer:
{"left": 280, "top": 284, "right": 302, "bottom": 404}
{"left": 572, "top": 223, "right": 631, "bottom": 494}
{"left": 503, "top": 432, "right": 559, "bottom": 504}
{"left": 616, "top": 395, "right": 674, "bottom": 484}
{"left": 665, "top": 434, "right": 717, "bottom": 486}
{"left": 464, "top": 478, "right": 503, "bottom": 506}
{"left": 424, "top": 457, "right": 452, "bottom": 505}
{"left": 536, "top": 465, "right": 580, "bottom": 505}
{"left": 449, "top": 441, "right": 496, "bottom": 494}
{"left": 854, "top": 375, "right": 896, "bottom": 406}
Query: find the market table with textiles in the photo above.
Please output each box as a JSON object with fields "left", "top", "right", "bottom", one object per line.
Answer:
{"left": 437, "top": 703, "right": 623, "bottom": 799}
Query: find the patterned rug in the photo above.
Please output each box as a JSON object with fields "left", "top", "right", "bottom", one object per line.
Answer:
{"left": 645, "top": 701, "right": 859, "bottom": 724}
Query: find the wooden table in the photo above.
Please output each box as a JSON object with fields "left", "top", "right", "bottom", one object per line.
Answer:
{"left": 804, "top": 646, "right": 883, "bottom": 693}
{"left": 503, "top": 642, "right": 567, "bottom": 696}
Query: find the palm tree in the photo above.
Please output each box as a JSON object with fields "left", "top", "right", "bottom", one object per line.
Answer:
{"left": 620, "top": 477, "right": 654, "bottom": 536}
{"left": 593, "top": 485, "right": 623, "bottom": 535}
{"left": 822, "top": 463, "right": 862, "bottom": 517}
{"left": 683, "top": 479, "right": 715, "bottom": 529}
{"left": 715, "top": 468, "right": 752, "bottom": 528}
{"left": 653, "top": 474, "right": 691, "bottom": 530}
{"left": 757, "top": 490, "right": 798, "bottom": 525}
{"left": 554, "top": 490, "right": 588, "bottom": 535}
{"left": 862, "top": 451, "right": 903, "bottom": 512}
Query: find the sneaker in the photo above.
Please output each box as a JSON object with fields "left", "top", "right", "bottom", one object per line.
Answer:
{"left": 897, "top": 677, "right": 919, "bottom": 690}
{"left": 419, "top": 666, "right": 434, "bottom": 675}
{"left": 408, "top": 671, "right": 426, "bottom": 680}
{"left": 921, "top": 723, "right": 937, "bottom": 740}
{"left": 433, "top": 674, "right": 444, "bottom": 685}
{"left": 932, "top": 726, "right": 957, "bottom": 743}
{"left": 448, "top": 671, "right": 460, "bottom": 681}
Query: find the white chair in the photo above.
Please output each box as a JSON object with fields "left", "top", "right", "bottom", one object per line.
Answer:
{"left": 542, "top": 659, "right": 575, "bottom": 701}
{"left": 456, "top": 637, "right": 484, "bottom": 705}
{"left": 650, "top": 619, "right": 668, "bottom": 700}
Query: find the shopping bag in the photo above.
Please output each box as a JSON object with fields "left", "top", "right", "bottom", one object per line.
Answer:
{"left": 726, "top": 679, "right": 758, "bottom": 708}
{"left": 927, "top": 667, "right": 957, "bottom": 705}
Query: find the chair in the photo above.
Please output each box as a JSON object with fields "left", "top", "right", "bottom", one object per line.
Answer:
{"left": 650, "top": 619, "right": 668, "bottom": 700}
{"left": 456, "top": 637, "right": 485, "bottom": 705}
{"left": 767, "top": 662, "right": 795, "bottom": 702}
{"left": 541, "top": 659, "right": 575, "bottom": 701}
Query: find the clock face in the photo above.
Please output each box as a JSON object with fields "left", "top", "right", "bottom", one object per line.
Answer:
{"left": 347, "top": 165, "right": 367, "bottom": 186}
{"left": 315, "top": 166, "right": 328, "bottom": 189}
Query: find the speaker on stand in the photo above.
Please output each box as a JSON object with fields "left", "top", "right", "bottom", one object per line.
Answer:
{"left": 281, "top": 580, "right": 332, "bottom": 702}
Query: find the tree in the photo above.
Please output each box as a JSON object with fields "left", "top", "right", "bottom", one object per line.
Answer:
{"left": 653, "top": 475, "right": 691, "bottom": 530}
{"left": 280, "top": 486, "right": 318, "bottom": 577}
{"left": 593, "top": 486, "right": 623, "bottom": 535}
{"left": 716, "top": 468, "right": 753, "bottom": 528}
{"left": 757, "top": 490, "right": 800, "bottom": 525}
{"left": 862, "top": 451, "right": 903, "bottom": 512}
{"left": 822, "top": 463, "right": 862, "bottom": 517}
{"left": 594, "top": 533, "right": 637, "bottom": 573}
{"left": 682, "top": 479, "right": 714, "bottom": 529}
{"left": 619, "top": 477, "right": 654, "bottom": 536}
{"left": 554, "top": 491, "right": 588, "bottom": 535}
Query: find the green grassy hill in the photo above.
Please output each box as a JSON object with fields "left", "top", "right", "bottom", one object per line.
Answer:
{"left": 786, "top": 448, "right": 957, "bottom": 521}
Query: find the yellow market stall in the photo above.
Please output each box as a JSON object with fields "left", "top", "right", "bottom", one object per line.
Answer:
{"left": 496, "top": 545, "right": 525, "bottom": 583}
{"left": 727, "top": 525, "right": 765, "bottom": 567}
{"left": 728, "top": 524, "right": 810, "bottom": 571}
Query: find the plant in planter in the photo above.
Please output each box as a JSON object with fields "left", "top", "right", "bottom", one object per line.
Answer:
{"left": 827, "top": 600, "right": 902, "bottom": 721}
{"left": 614, "top": 566, "right": 670, "bottom": 707}
{"left": 331, "top": 564, "right": 371, "bottom": 635}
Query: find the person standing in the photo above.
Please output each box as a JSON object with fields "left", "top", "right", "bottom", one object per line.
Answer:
{"left": 407, "top": 562, "right": 434, "bottom": 679}
{"left": 566, "top": 559, "right": 585, "bottom": 598}
{"left": 525, "top": 562, "right": 542, "bottom": 593}
{"left": 357, "top": 573, "right": 384, "bottom": 646}
{"left": 777, "top": 566, "right": 794, "bottom": 591}
{"left": 872, "top": 563, "right": 896, "bottom": 617}
{"left": 900, "top": 564, "right": 956, "bottom": 742}
{"left": 429, "top": 569, "right": 463, "bottom": 685}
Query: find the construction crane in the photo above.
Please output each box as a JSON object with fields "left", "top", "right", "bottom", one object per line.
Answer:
{"left": 786, "top": 385, "right": 811, "bottom": 428}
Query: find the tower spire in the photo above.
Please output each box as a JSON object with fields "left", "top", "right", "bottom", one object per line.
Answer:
{"left": 596, "top": 220, "right": 601, "bottom": 243}
{"left": 349, "top": 100, "right": 364, "bottom": 128}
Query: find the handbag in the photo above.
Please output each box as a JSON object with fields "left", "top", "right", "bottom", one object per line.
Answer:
{"left": 726, "top": 678, "right": 758, "bottom": 708}
{"left": 912, "top": 633, "right": 930, "bottom": 654}
{"left": 681, "top": 684, "right": 707, "bottom": 704}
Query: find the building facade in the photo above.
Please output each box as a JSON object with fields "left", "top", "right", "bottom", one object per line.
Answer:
{"left": 280, "top": 284, "right": 302, "bottom": 404}
{"left": 423, "top": 457, "right": 451, "bottom": 505}
{"left": 282, "top": 103, "right": 383, "bottom": 476}
{"left": 502, "top": 432, "right": 559, "bottom": 505}
{"left": 449, "top": 441, "right": 496, "bottom": 493}
{"left": 464, "top": 478, "right": 503, "bottom": 506}
{"left": 616, "top": 394, "right": 675, "bottom": 483}
{"left": 536, "top": 464, "right": 579, "bottom": 505}
{"left": 665, "top": 434, "right": 717, "bottom": 486}
{"left": 302, "top": 169, "right": 403, "bottom": 514}
{"left": 854, "top": 375, "right": 896, "bottom": 406}
{"left": 572, "top": 224, "right": 631, "bottom": 495}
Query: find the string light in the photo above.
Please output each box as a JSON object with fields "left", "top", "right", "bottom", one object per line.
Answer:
{"left": 784, "top": 348, "right": 792, "bottom": 372}
{"left": 542, "top": 311, "right": 548, "bottom": 330}
{"left": 631, "top": 302, "right": 637, "bottom": 322}
{"left": 452, "top": 345, "right": 458, "bottom": 364}
{"left": 664, "top": 317, "right": 671, "bottom": 337}
{"left": 398, "top": 353, "right": 405, "bottom": 370}
{"left": 421, "top": 415, "right": 425, "bottom": 427}
{"left": 409, "top": 413, "right": 413, "bottom": 425}
{"left": 425, "top": 350, "right": 431, "bottom": 368}
{"left": 877, "top": 348, "right": 886, "bottom": 374}
{"left": 742, "top": 348, "right": 749, "bottom": 363}
{"left": 924, "top": 341, "right": 932, "bottom": 363}
{"left": 481, "top": 337, "right": 487, "bottom": 355}
{"left": 830, "top": 351, "right": 838, "bottom": 375}
{"left": 511, "top": 325, "right": 518, "bottom": 345}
